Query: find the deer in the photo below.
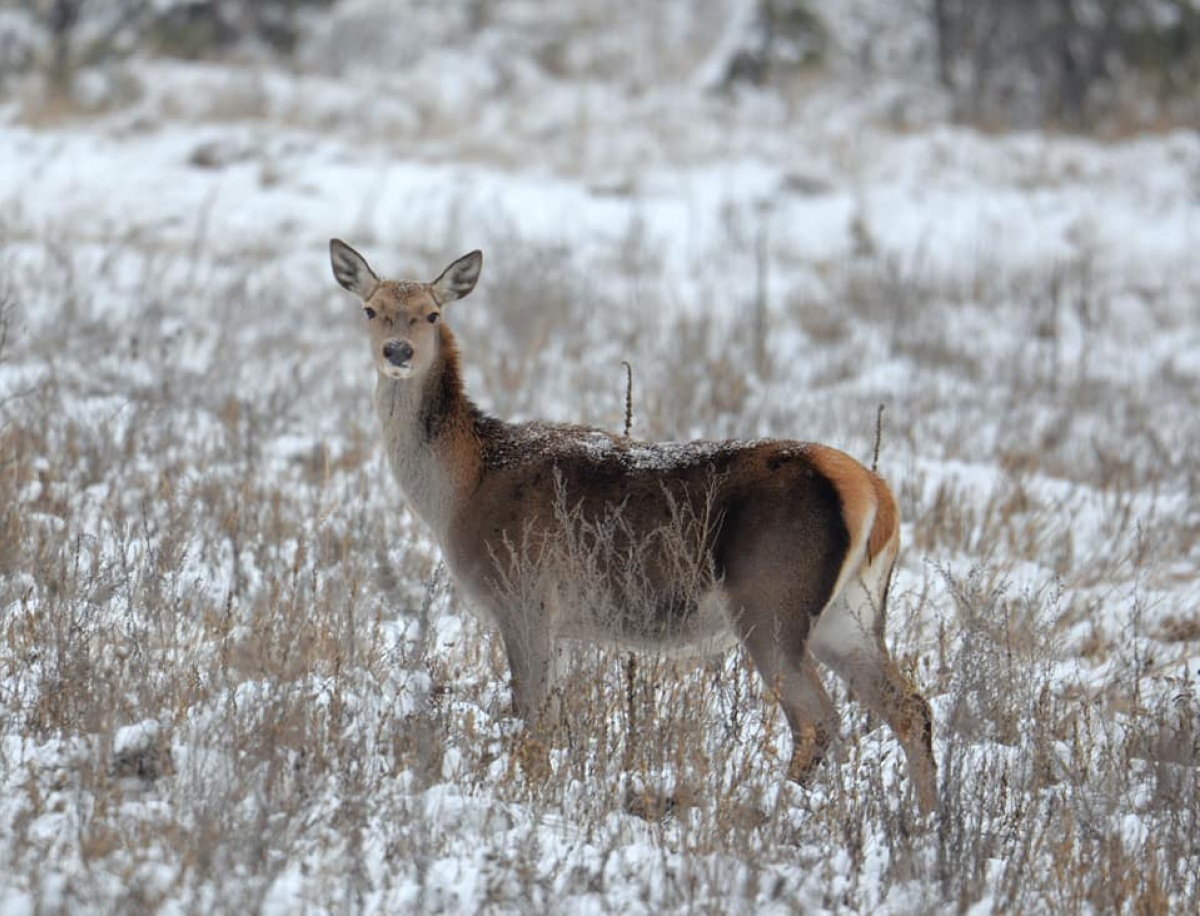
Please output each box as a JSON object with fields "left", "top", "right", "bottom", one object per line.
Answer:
{"left": 329, "top": 239, "right": 938, "bottom": 813}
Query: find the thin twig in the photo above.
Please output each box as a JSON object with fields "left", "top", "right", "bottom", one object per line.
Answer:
{"left": 619, "top": 359, "right": 636, "bottom": 767}
{"left": 872, "top": 403, "right": 886, "bottom": 472}
{"left": 621, "top": 360, "right": 634, "bottom": 438}
{"left": 623, "top": 653, "right": 637, "bottom": 771}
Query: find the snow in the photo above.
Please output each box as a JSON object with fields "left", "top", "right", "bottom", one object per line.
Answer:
{"left": 1, "top": 0, "right": 1199, "bottom": 912}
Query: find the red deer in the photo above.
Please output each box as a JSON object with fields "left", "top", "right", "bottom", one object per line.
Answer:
{"left": 330, "top": 240, "right": 937, "bottom": 812}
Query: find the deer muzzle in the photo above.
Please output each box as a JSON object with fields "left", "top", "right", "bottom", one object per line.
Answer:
{"left": 383, "top": 339, "right": 414, "bottom": 368}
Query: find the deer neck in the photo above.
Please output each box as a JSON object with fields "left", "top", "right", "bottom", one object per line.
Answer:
{"left": 373, "top": 326, "right": 481, "bottom": 542}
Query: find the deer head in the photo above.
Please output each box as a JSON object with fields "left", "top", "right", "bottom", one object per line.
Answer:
{"left": 329, "top": 240, "right": 482, "bottom": 380}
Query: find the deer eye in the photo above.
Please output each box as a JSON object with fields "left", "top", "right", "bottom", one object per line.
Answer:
{"left": 427, "top": 312, "right": 439, "bottom": 324}
{"left": 363, "top": 307, "right": 376, "bottom": 320}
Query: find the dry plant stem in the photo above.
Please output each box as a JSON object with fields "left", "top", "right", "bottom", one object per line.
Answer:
{"left": 621, "top": 358, "right": 636, "bottom": 770}
{"left": 873, "top": 403, "right": 885, "bottom": 473}
{"left": 621, "top": 359, "right": 634, "bottom": 439}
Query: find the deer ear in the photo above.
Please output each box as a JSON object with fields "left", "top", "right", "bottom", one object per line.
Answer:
{"left": 430, "top": 250, "right": 482, "bottom": 304}
{"left": 330, "top": 239, "right": 380, "bottom": 301}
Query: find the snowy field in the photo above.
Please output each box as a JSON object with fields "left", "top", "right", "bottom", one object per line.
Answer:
{"left": 1, "top": 2, "right": 1198, "bottom": 913}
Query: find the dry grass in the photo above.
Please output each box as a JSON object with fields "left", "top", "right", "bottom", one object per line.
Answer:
{"left": 0, "top": 206, "right": 1197, "bottom": 913}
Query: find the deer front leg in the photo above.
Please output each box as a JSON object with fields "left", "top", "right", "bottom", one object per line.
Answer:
{"left": 732, "top": 608, "right": 839, "bottom": 790}
{"left": 498, "top": 611, "right": 554, "bottom": 781}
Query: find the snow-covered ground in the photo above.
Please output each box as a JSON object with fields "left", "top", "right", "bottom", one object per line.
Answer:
{"left": 1, "top": 2, "right": 1198, "bottom": 912}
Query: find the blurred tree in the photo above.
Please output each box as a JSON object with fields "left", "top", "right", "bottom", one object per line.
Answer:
{"left": 21, "top": 0, "right": 151, "bottom": 99}
{"left": 932, "top": 0, "right": 1200, "bottom": 129}
{"left": 45, "top": 0, "right": 83, "bottom": 96}
{"left": 720, "top": 0, "right": 826, "bottom": 88}
{"left": 148, "top": 0, "right": 336, "bottom": 58}
{"left": 8, "top": 0, "right": 336, "bottom": 101}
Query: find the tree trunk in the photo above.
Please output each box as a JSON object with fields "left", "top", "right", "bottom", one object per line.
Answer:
{"left": 47, "top": 0, "right": 84, "bottom": 100}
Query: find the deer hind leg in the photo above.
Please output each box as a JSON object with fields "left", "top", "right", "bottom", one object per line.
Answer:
{"left": 783, "top": 661, "right": 839, "bottom": 785}
{"left": 809, "top": 573, "right": 938, "bottom": 813}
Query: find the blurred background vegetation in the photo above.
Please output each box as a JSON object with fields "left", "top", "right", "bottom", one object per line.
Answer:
{"left": 3, "top": 0, "right": 1199, "bottom": 132}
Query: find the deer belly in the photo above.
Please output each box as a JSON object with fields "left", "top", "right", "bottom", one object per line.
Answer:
{"left": 555, "top": 585, "right": 741, "bottom": 658}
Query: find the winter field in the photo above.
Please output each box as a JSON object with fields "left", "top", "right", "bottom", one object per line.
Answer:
{"left": 1, "top": 3, "right": 1199, "bottom": 913}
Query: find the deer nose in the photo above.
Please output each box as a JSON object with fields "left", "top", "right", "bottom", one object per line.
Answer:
{"left": 383, "top": 340, "right": 414, "bottom": 366}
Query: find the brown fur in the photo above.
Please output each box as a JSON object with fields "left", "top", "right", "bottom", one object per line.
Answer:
{"left": 868, "top": 473, "right": 901, "bottom": 562}
{"left": 330, "top": 240, "right": 938, "bottom": 813}
{"left": 805, "top": 443, "right": 900, "bottom": 564}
